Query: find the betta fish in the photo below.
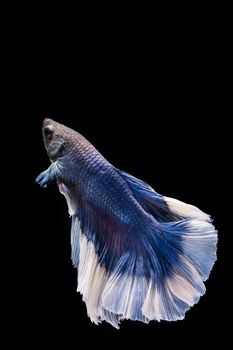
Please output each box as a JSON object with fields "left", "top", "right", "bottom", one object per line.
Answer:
{"left": 36, "top": 118, "right": 217, "bottom": 329}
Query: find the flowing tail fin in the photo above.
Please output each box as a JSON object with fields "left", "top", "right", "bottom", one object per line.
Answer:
{"left": 71, "top": 170, "right": 218, "bottom": 328}
{"left": 142, "top": 218, "right": 217, "bottom": 321}
{"left": 100, "top": 171, "right": 218, "bottom": 322}
{"left": 100, "top": 217, "right": 217, "bottom": 324}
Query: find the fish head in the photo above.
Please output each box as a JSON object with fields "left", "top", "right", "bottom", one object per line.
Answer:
{"left": 42, "top": 118, "right": 72, "bottom": 161}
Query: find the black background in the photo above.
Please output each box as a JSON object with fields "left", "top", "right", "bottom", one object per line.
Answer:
{"left": 10, "top": 17, "right": 230, "bottom": 346}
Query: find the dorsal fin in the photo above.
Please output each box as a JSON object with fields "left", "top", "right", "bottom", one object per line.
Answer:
{"left": 120, "top": 170, "right": 210, "bottom": 222}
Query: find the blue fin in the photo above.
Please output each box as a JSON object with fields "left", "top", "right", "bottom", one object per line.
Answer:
{"left": 162, "top": 219, "right": 217, "bottom": 281}
{"left": 35, "top": 161, "right": 64, "bottom": 187}
{"left": 103, "top": 217, "right": 217, "bottom": 322}
{"left": 72, "top": 188, "right": 217, "bottom": 327}
{"left": 120, "top": 170, "right": 211, "bottom": 222}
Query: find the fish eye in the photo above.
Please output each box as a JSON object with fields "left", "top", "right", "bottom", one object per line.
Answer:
{"left": 44, "top": 126, "right": 54, "bottom": 140}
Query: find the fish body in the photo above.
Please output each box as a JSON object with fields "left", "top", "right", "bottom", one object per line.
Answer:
{"left": 36, "top": 118, "right": 217, "bottom": 328}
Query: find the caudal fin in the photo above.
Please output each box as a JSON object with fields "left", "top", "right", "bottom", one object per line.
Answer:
{"left": 142, "top": 218, "right": 217, "bottom": 321}
{"left": 100, "top": 217, "right": 217, "bottom": 323}
{"left": 71, "top": 170, "right": 217, "bottom": 327}
{"left": 101, "top": 170, "right": 218, "bottom": 322}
